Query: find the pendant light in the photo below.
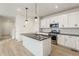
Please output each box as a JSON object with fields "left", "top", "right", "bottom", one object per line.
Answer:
{"left": 34, "top": 3, "right": 38, "bottom": 21}
{"left": 25, "top": 8, "right": 28, "bottom": 24}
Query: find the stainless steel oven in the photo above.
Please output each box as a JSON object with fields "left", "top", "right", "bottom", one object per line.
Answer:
{"left": 49, "top": 23, "right": 60, "bottom": 45}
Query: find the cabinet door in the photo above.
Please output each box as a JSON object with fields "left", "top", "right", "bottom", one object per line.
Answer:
{"left": 41, "top": 19, "right": 47, "bottom": 28}
{"left": 65, "top": 36, "right": 76, "bottom": 49}
{"left": 76, "top": 37, "right": 79, "bottom": 50}
{"left": 41, "top": 18, "right": 50, "bottom": 28}
{"left": 50, "top": 17, "right": 55, "bottom": 24}
{"left": 40, "top": 20, "right": 42, "bottom": 28}
{"left": 43, "top": 19, "right": 47, "bottom": 28}
{"left": 40, "top": 19, "right": 44, "bottom": 28}
{"left": 76, "top": 11, "right": 79, "bottom": 27}
{"left": 68, "top": 12, "right": 77, "bottom": 27}
{"left": 46, "top": 18, "right": 50, "bottom": 28}
{"left": 58, "top": 14, "right": 68, "bottom": 28}
{"left": 57, "top": 35, "right": 65, "bottom": 46}
{"left": 58, "top": 15, "right": 64, "bottom": 28}
{"left": 50, "top": 16, "right": 58, "bottom": 24}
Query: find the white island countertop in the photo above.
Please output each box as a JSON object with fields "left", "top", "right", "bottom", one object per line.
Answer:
{"left": 21, "top": 33, "right": 51, "bottom": 56}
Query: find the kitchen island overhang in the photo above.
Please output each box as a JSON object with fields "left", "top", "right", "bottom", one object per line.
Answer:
{"left": 21, "top": 33, "right": 51, "bottom": 56}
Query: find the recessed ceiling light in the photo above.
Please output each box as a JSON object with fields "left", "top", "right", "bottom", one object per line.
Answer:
{"left": 55, "top": 5, "right": 58, "bottom": 8}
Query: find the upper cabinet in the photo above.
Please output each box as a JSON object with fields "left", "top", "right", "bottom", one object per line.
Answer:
{"left": 40, "top": 11, "right": 79, "bottom": 28}
{"left": 40, "top": 17, "right": 50, "bottom": 28}
{"left": 58, "top": 14, "right": 68, "bottom": 28}
{"left": 76, "top": 11, "right": 79, "bottom": 27}
{"left": 40, "top": 19, "right": 46, "bottom": 28}
{"left": 68, "top": 12, "right": 78, "bottom": 28}
{"left": 50, "top": 16, "right": 58, "bottom": 24}
{"left": 45, "top": 17, "right": 50, "bottom": 28}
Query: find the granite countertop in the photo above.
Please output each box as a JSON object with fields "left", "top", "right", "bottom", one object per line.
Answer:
{"left": 21, "top": 33, "right": 49, "bottom": 41}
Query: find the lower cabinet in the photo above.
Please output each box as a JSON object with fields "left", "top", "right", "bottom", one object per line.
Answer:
{"left": 64, "top": 36, "right": 76, "bottom": 49}
{"left": 57, "top": 35, "right": 79, "bottom": 51}
{"left": 57, "top": 35, "right": 65, "bottom": 46}
{"left": 76, "top": 38, "right": 79, "bottom": 51}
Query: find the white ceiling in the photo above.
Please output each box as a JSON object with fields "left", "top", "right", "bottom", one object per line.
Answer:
{"left": 0, "top": 3, "right": 79, "bottom": 18}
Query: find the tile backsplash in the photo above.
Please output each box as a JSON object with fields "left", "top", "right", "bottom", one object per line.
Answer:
{"left": 60, "top": 28, "right": 79, "bottom": 35}
{"left": 40, "top": 28, "right": 51, "bottom": 33}
{"left": 40, "top": 28, "right": 79, "bottom": 35}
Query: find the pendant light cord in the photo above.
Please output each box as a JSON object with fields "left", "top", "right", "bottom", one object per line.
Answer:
{"left": 26, "top": 8, "right": 28, "bottom": 21}
{"left": 35, "top": 3, "right": 37, "bottom": 16}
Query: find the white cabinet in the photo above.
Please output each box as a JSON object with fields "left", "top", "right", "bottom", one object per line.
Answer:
{"left": 57, "top": 35, "right": 65, "bottom": 46}
{"left": 50, "top": 16, "right": 58, "bottom": 24}
{"left": 45, "top": 18, "right": 50, "bottom": 28}
{"left": 58, "top": 14, "right": 68, "bottom": 28}
{"left": 57, "top": 35, "right": 76, "bottom": 49}
{"left": 68, "top": 12, "right": 78, "bottom": 27}
{"left": 64, "top": 36, "right": 76, "bottom": 49}
{"left": 50, "top": 14, "right": 68, "bottom": 28}
{"left": 43, "top": 19, "right": 47, "bottom": 28}
{"left": 76, "top": 37, "right": 79, "bottom": 50}
{"left": 40, "top": 11, "right": 79, "bottom": 28}
{"left": 40, "top": 19, "right": 45, "bottom": 28}
{"left": 40, "top": 19, "right": 43, "bottom": 28}
{"left": 76, "top": 11, "right": 79, "bottom": 27}
{"left": 40, "top": 18, "right": 50, "bottom": 28}
{"left": 41, "top": 16, "right": 59, "bottom": 28}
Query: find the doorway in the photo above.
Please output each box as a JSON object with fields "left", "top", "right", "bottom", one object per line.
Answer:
{"left": 0, "top": 16, "right": 15, "bottom": 41}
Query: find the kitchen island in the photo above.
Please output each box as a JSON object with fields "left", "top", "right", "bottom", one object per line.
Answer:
{"left": 21, "top": 33, "right": 51, "bottom": 56}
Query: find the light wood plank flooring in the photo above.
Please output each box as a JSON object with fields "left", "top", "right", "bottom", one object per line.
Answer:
{"left": 0, "top": 39, "right": 33, "bottom": 56}
{"left": 51, "top": 44, "right": 79, "bottom": 56}
{"left": 0, "top": 38, "right": 79, "bottom": 56}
